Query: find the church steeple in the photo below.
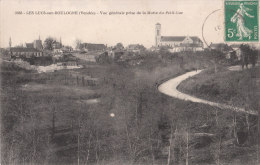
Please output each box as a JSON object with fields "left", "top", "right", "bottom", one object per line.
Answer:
{"left": 155, "top": 23, "right": 161, "bottom": 47}
{"left": 60, "top": 37, "right": 62, "bottom": 47}
{"left": 9, "top": 37, "right": 12, "bottom": 48}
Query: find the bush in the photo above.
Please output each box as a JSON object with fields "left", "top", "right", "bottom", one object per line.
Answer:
{"left": 22, "top": 56, "right": 53, "bottom": 66}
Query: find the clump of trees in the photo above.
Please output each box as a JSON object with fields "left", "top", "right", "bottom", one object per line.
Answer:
{"left": 44, "top": 37, "right": 56, "bottom": 50}
{"left": 44, "top": 37, "right": 62, "bottom": 51}
{"left": 21, "top": 56, "right": 53, "bottom": 66}
{"left": 240, "top": 44, "right": 258, "bottom": 69}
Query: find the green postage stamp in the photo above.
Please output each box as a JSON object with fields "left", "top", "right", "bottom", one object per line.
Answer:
{"left": 225, "top": 0, "right": 259, "bottom": 42}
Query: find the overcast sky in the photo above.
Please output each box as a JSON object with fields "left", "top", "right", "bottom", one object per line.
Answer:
{"left": 0, "top": 0, "right": 235, "bottom": 48}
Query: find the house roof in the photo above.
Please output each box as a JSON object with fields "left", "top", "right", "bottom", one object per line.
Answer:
{"left": 128, "top": 44, "right": 138, "bottom": 48}
{"left": 26, "top": 43, "right": 34, "bottom": 48}
{"left": 161, "top": 36, "right": 202, "bottom": 42}
{"left": 127, "top": 44, "right": 143, "bottom": 49}
{"left": 10, "top": 47, "right": 41, "bottom": 52}
{"left": 82, "top": 43, "right": 107, "bottom": 51}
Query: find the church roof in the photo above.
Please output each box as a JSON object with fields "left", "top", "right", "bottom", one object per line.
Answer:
{"left": 161, "top": 36, "right": 185, "bottom": 42}
{"left": 161, "top": 36, "right": 202, "bottom": 42}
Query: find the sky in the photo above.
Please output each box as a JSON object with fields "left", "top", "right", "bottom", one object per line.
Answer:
{"left": 0, "top": 0, "right": 250, "bottom": 48}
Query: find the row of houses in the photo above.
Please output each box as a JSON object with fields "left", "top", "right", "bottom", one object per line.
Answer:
{"left": 9, "top": 37, "right": 44, "bottom": 58}
{"left": 78, "top": 42, "right": 147, "bottom": 53}
{"left": 10, "top": 47, "right": 43, "bottom": 57}
{"left": 8, "top": 36, "right": 74, "bottom": 58}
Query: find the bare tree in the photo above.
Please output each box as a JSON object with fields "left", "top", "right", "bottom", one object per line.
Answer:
{"left": 75, "top": 39, "right": 82, "bottom": 50}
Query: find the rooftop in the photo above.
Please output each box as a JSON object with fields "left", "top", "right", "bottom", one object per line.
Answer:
{"left": 161, "top": 36, "right": 202, "bottom": 42}
{"left": 10, "top": 47, "right": 41, "bottom": 52}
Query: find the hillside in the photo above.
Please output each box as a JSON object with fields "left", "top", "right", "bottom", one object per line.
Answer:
{"left": 178, "top": 66, "right": 260, "bottom": 110}
{"left": 1, "top": 51, "right": 259, "bottom": 164}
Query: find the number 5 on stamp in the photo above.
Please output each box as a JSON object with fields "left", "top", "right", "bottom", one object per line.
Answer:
{"left": 225, "top": 0, "right": 259, "bottom": 42}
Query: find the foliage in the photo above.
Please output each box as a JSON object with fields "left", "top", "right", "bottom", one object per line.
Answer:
{"left": 114, "top": 43, "right": 124, "bottom": 50}
{"left": 44, "top": 37, "right": 55, "bottom": 50}
{"left": 240, "top": 44, "right": 258, "bottom": 67}
{"left": 75, "top": 39, "right": 83, "bottom": 50}
{"left": 22, "top": 56, "right": 53, "bottom": 66}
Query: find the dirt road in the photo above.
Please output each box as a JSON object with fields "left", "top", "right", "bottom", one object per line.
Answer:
{"left": 158, "top": 69, "right": 257, "bottom": 115}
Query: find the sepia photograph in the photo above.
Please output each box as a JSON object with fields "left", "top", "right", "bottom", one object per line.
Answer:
{"left": 0, "top": 0, "right": 259, "bottom": 164}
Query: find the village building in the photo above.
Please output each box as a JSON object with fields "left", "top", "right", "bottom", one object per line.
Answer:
{"left": 106, "top": 46, "right": 125, "bottom": 59}
{"left": 25, "top": 43, "right": 34, "bottom": 48}
{"left": 53, "top": 48, "right": 63, "bottom": 54}
{"left": 51, "top": 37, "right": 64, "bottom": 54}
{"left": 126, "top": 44, "right": 146, "bottom": 53}
{"left": 7, "top": 37, "right": 43, "bottom": 59}
{"left": 33, "top": 39, "right": 43, "bottom": 50}
{"left": 80, "top": 43, "right": 107, "bottom": 52}
{"left": 155, "top": 23, "right": 203, "bottom": 52}
{"left": 84, "top": 54, "right": 97, "bottom": 62}
{"left": 61, "top": 46, "right": 73, "bottom": 53}
{"left": 10, "top": 47, "right": 43, "bottom": 58}
{"left": 209, "top": 43, "right": 232, "bottom": 52}
{"left": 53, "top": 41, "right": 62, "bottom": 49}
{"left": 25, "top": 36, "right": 43, "bottom": 50}
{"left": 209, "top": 43, "right": 235, "bottom": 59}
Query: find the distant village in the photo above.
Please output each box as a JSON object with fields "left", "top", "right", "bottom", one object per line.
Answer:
{"left": 0, "top": 23, "right": 246, "bottom": 69}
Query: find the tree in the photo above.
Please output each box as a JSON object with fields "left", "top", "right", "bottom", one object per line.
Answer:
{"left": 249, "top": 49, "right": 258, "bottom": 67}
{"left": 44, "top": 37, "right": 55, "bottom": 50}
{"left": 114, "top": 43, "right": 124, "bottom": 50}
{"left": 240, "top": 44, "right": 257, "bottom": 69}
{"left": 75, "top": 39, "right": 82, "bottom": 50}
{"left": 136, "top": 44, "right": 146, "bottom": 52}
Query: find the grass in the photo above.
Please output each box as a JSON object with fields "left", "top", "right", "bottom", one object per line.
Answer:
{"left": 178, "top": 66, "right": 260, "bottom": 109}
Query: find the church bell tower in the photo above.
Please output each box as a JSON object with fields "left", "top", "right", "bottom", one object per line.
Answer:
{"left": 155, "top": 23, "right": 161, "bottom": 47}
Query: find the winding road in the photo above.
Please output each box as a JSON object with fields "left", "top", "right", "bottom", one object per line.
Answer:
{"left": 158, "top": 69, "right": 258, "bottom": 116}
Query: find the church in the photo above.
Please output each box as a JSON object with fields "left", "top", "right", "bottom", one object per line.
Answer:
{"left": 155, "top": 23, "right": 204, "bottom": 52}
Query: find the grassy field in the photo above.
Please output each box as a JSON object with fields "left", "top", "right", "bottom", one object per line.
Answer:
{"left": 178, "top": 65, "right": 260, "bottom": 109}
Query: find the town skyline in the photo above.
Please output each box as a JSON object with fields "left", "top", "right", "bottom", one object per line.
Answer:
{"left": 1, "top": 0, "right": 225, "bottom": 48}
